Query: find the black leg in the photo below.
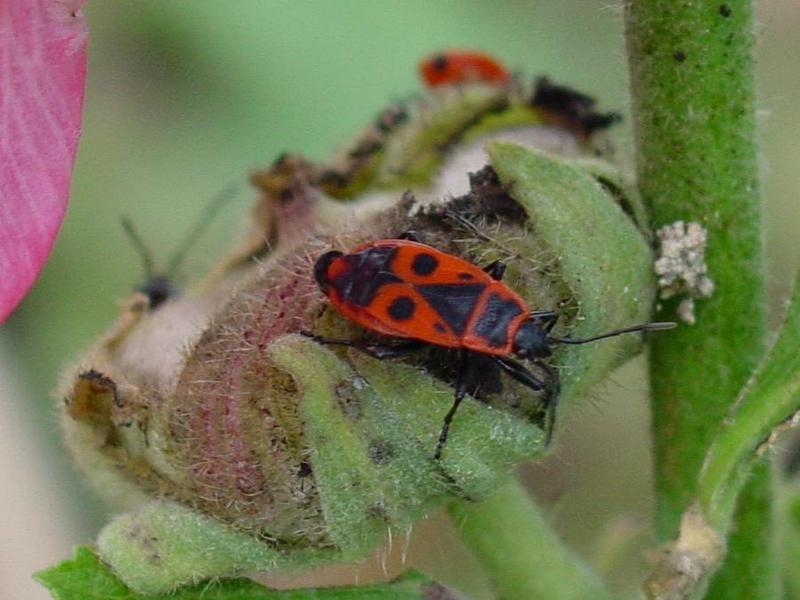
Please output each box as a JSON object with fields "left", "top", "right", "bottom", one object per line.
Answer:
{"left": 493, "top": 355, "right": 563, "bottom": 444}
{"left": 533, "top": 360, "right": 560, "bottom": 445}
{"left": 300, "top": 331, "right": 427, "bottom": 359}
{"left": 482, "top": 260, "right": 507, "bottom": 281}
{"left": 434, "top": 350, "right": 471, "bottom": 460}
{"left": 398, "top": 230, "right": 423, "bottom": 243}
{"left": 530, "top": 309, "right": 559, "bottom": 333}
{"left": 492, "top": 355, "right": 545, "bottom": 391}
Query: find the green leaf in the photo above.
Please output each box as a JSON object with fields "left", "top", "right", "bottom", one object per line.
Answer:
{"left": 698, "top": 265, "right": 800, "bottom": 529}
{"left": 35, "top": 546, "right": 453, "bottom": 600}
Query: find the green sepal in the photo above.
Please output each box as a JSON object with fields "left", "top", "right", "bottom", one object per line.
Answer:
{"left": 488, "top": 141, "right": 656, "bottom": 407}
{"left": 35, "top": 546, "right": 448, "bottom": 600}
{"left": 566, "top": 156, "right": 650, "bottom": 231}
{"left": 267, "top": 335, "right": 398, "bottom": 557}
{"left": 269, "top": 334, "right": 544, "bottom": 542}
{"left": 348, "top": 352, "right": 545, "bottom": 498}
{"left": 95, "top": 500, "right": 331, "bottom": 595}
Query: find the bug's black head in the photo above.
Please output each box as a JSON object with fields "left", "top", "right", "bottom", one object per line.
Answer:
{"left": 138, "top": 275, "right": 179, "bottom": 309}
{"left": 512, "top": 319, "right": 552, "bottom": 360}
{"left": 314, "top": 250, "right": 344, "bottom": 292}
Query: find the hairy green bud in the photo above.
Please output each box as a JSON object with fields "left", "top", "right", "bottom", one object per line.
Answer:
{"left": 59, "top": 80, "right": 656, "bottom": 594}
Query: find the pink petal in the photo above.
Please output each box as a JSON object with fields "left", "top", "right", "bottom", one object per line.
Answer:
{"left": 0, "top": 0, "right": 87, "bottom": 323}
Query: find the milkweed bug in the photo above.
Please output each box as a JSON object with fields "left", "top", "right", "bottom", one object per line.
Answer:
{"left": 419, "top": 50, "right": 511, "bottom": 88}
{"left": 121, "top": 184, "right": 238, "bottom": 309}
{"left": 308, "top": 235, "right": 675, "bottom": 459}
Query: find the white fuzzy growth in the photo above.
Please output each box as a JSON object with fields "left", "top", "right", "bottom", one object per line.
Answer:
{"left": 654, "top": 221, "right": 714, "bottom": 324}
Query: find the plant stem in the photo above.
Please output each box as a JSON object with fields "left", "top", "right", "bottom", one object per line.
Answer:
{"left": 625, "top": 1, "right": 771, "bottom": 596}
{"left": 626, "top": 0, "right": 764, "bottom": 538}
{"left": 448, "top": 479, "right": 616, "bottom": 600}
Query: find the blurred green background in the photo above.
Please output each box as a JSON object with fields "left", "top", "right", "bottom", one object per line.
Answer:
{"left": 2, "top": 2, "right": 798, "bottom": 598}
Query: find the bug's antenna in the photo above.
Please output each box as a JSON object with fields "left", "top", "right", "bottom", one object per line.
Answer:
{"left": 548, "top": 321, "right": 676, "bottom": 345}
{"left": 164, "top": 183, "right": 240, "bottom": 278}
{"left": 121, "top": 216, "right": 156, "bottom": 278}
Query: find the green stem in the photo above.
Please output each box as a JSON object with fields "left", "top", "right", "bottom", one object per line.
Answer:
{"left": 448, "top": 479, "right": 616, "bottom": 600}
{"left": 625, "top": 1, "right": 772, "bottom": 597}
{"left": 626, "top": 0, "right": 765, "bottom": 539}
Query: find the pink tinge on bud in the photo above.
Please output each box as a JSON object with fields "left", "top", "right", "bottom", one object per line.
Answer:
{"left": 0, "top": 0, "right": 88, "bottom": 322}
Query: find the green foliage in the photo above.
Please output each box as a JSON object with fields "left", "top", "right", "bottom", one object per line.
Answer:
{"left": 35, "top": 547, "right": 445, "bottom": 600}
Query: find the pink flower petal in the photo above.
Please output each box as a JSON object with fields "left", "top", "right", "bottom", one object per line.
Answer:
{"left": 0, "top": 0, "right": 87, "bottom": 323}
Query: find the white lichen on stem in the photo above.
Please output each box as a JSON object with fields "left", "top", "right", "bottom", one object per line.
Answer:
{"left": 654, "top": 221, "right": 714, "bottom": 324}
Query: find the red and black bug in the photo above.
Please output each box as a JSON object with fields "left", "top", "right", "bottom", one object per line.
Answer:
{"left": 309, "top": 235, "right": 673, "bottom": 459}
{"left": 419, "top": 50, "right": 511, "bottom": 88}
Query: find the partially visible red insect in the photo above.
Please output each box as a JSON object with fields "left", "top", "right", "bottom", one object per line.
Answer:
{"left": 419, "top": 50, "right": 511, "bottom": 88}
{"left": 309, "top": 235, "right": 673, "bottom": 459}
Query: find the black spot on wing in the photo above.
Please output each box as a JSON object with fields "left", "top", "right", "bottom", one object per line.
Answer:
{"left": 411, "top": 252, "right": 438, "bottom": 276}
{"left": 458, "top": 272, "right": 474, "bottom": 280}
{"left": 388, "top": 296, "right": 415, "bottom": 321}
{"left": 332, "top": 246, "right": 402, "bottom": 306}
{"left": 432, "top": 54, "right": 448, "bottom": 72}
{"left": 473, "top": 292, "right": 523, "bottom": 348}
{"left": 417, "top": 283, "right": 486, "bottom": 335}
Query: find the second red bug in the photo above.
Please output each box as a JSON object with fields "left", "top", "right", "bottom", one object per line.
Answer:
{"left": 419, "top": 50, "right": 511, "bottom": 88}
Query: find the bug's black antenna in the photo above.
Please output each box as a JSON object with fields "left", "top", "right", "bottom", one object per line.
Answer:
{"left": 548, "top": 321, "right": 676, "bottom": 345}
{"left": 164, "top": 183, "right": 240, "bottom": 278}
{"left": 121, "top": 215, "right": 156, "bottom": 278}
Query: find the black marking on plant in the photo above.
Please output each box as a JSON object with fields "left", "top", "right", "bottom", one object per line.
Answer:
{"left": 297, "top": 462, "right": 313, "bottom": 478}
{"left": 593, "top": 175, "right": 638, "bottom": 224}
{"left": 335, "top": 382, "right": 362, "bottom": 421}
{"left": 367, "top": 440, "right": 395, "bottom": 465}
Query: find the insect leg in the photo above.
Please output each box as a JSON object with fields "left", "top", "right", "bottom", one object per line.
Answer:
{"left": 492, "top": 356, "right": 545, "bottom": 391}
{"left": 530, "top": 310, "right": 559, "bottom": 333}
{"left": 300, "top": 331, "right": 427, "bottom": 359}
{"left": 493, "top": 355, "right": 561, "bottom": 444}
{"left": 533, "top": 359, "right": 561, "bottom": 445}
{"left": 397, "top": 230, "right": 424, "bottom": 243}
{"left": 434, "top": 350, "right": 471, "bottom": 460}
{"left": 482, "top": 260, "right": 507, "bottom": 281}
